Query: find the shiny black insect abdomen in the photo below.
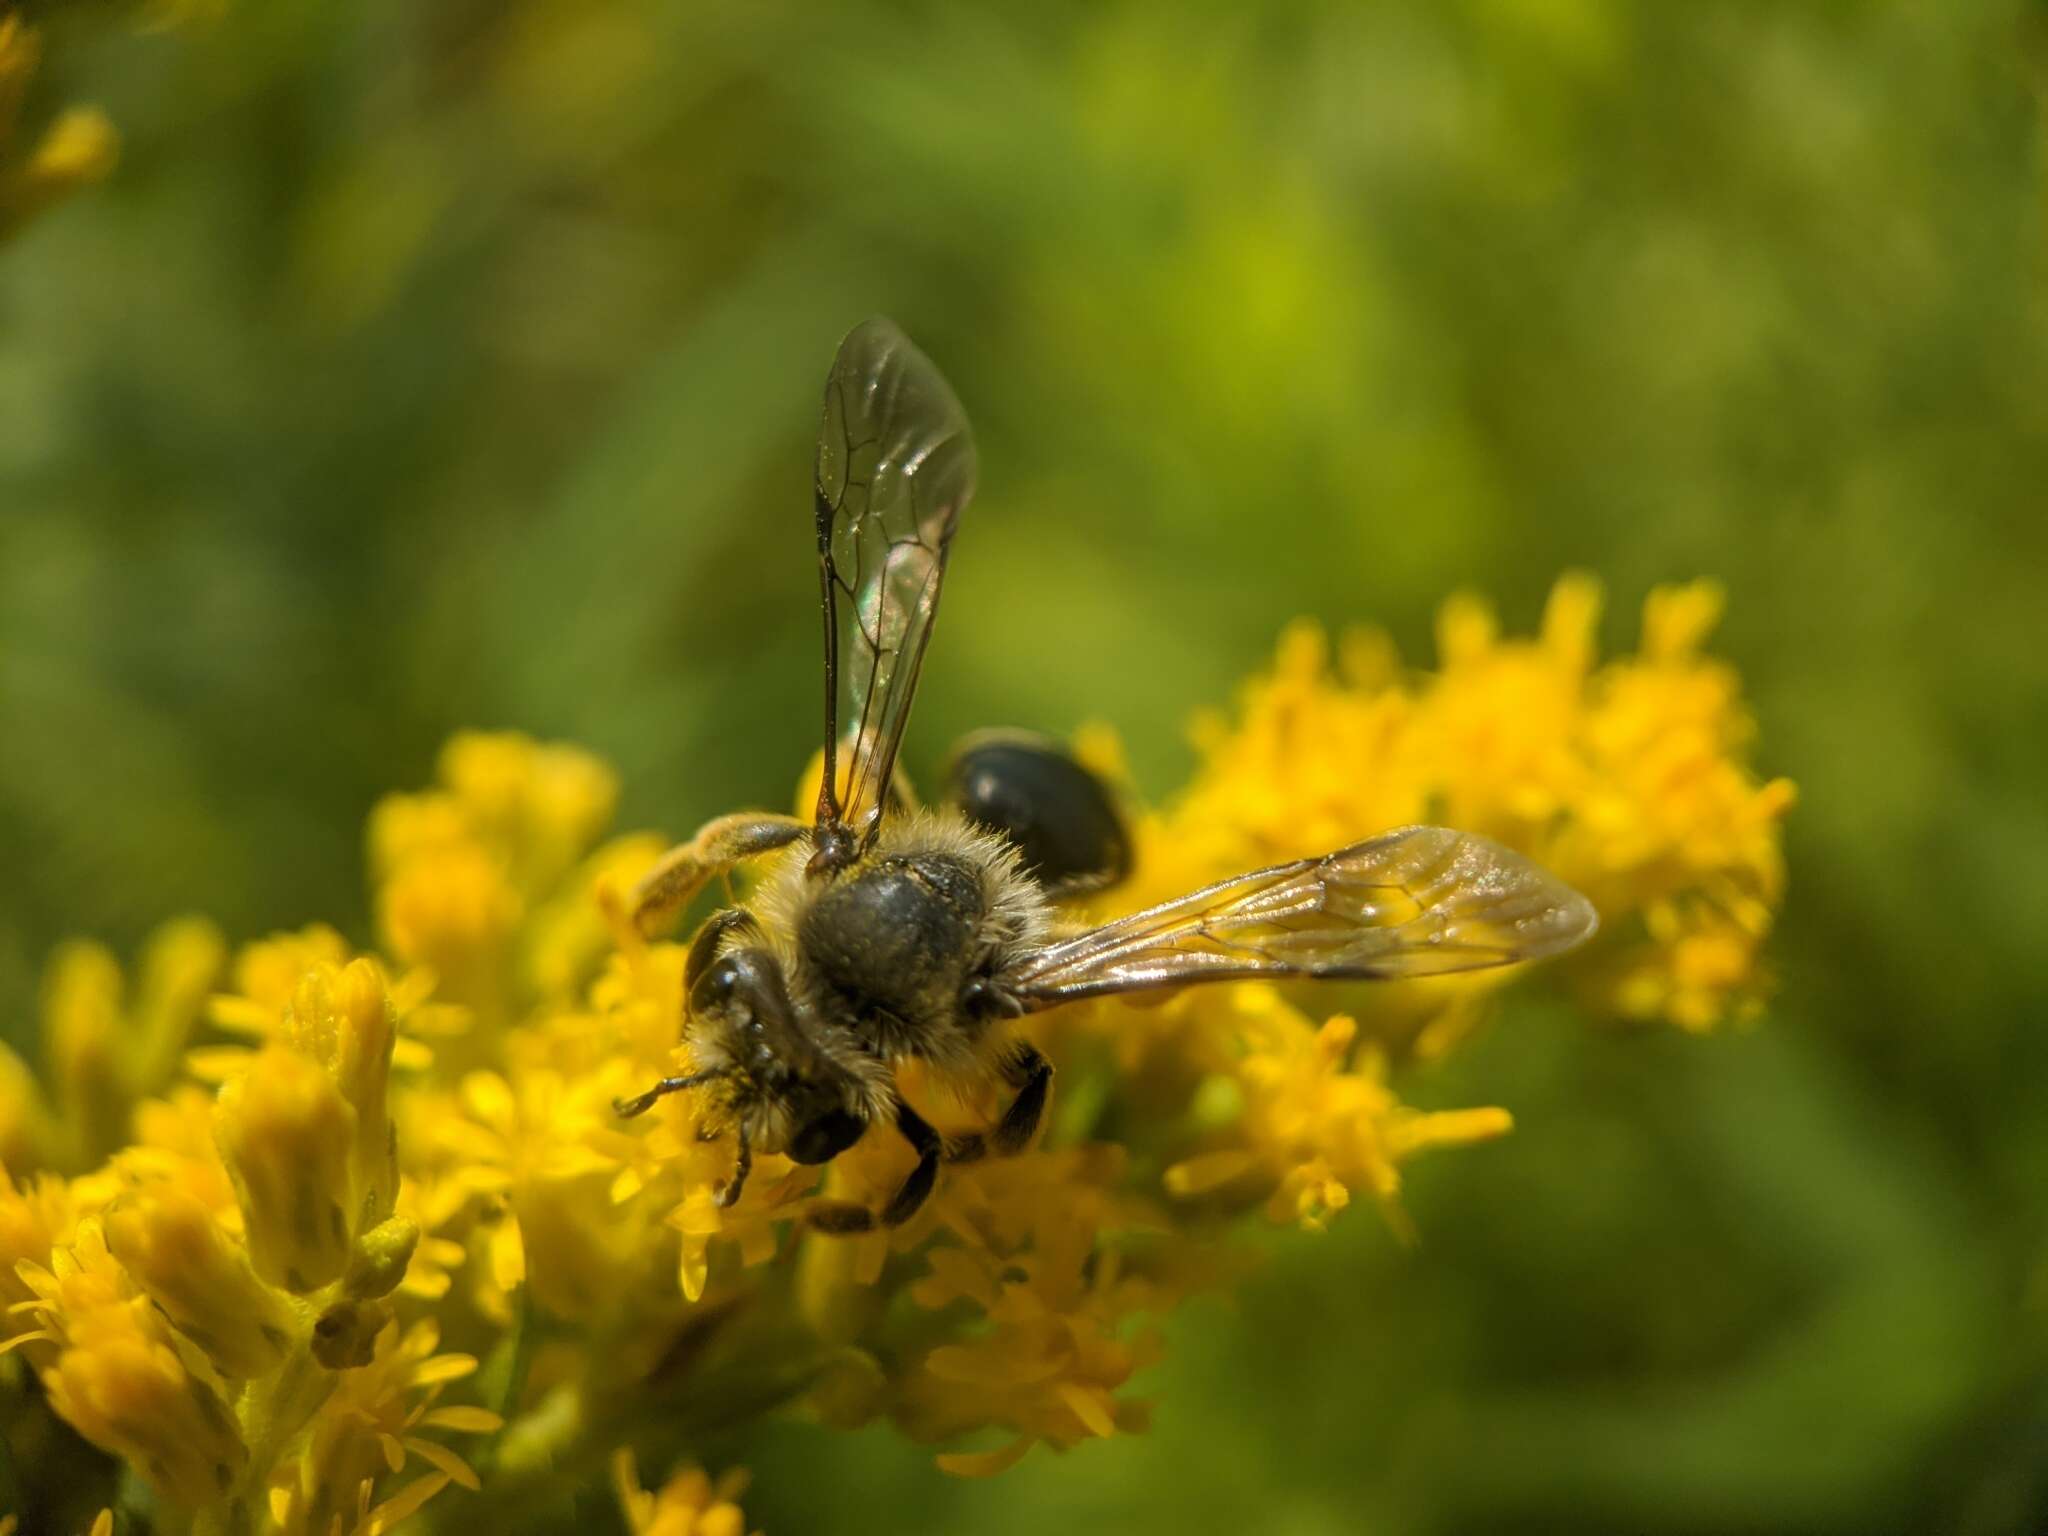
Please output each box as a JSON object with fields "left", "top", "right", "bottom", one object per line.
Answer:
{"left": 798, "top": 851, "right": 989, "bottom": 1057}
{"left": 947, "top": 733, "right": 1129, "bottom": 895}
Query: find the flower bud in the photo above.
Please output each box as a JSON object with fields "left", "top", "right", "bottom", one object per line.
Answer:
{"left": 42, "top": 941, "right": 125, "bottom": 1167}
{"left": 43, "top": 1330, "right": 246, "bottom": 1508}
{"left": 331, "top": 960, "right": 399, "bottom": 1224}
{"left": 103, "top": 1188, "right": 294, "bottom": 1380}
{"left": 215, "top": 1047, "right": 356, "bottom": 1293}
{"left": 343, "top": 1215, "right": 419, "bottom": 1301}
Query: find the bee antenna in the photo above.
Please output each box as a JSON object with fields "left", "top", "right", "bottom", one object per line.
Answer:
{"left": 614, "top": 1067, "right": 730, "bottom": 1120}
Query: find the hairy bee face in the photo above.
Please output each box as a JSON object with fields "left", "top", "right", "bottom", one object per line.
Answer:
{"left": 685, "top": 941, "right": 869, "bottom": 1160}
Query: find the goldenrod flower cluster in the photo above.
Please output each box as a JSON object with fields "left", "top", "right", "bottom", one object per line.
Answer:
{"left": 0, "top": 578, "right": 1789, "bottom": 1531}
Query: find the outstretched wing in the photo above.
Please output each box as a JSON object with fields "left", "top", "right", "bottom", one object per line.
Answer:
{"left": 1008, "top": 825, "right": 1598, "bottom": 1007}
{"left": 812, "top": 318, "right": 978, "bottom": 861}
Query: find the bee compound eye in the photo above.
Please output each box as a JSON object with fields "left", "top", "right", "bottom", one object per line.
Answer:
{"left": 688, "top": 955, "right": 742, "bottom": 1016}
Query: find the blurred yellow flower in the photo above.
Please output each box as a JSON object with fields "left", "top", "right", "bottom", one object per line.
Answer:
{"left": 20, "top": 919, "right": 225, "bottom": 1173}
{"left": 0, "top": 16, "right": 118, "bottom": 238}
{"left": 16, "top": 1219, "right": 249, "bottom": 1508}
{"left": 0, "top": 1162, "right": 81, "bottom": 1362}
{"left": 201, "top": 926, "right": 458, "bottom": 1080}
{"left": 613, "top": 1451, "right": 757, "bottom": 1536}
{"left": 101, "top": 1185, "right": 296, "bottom": 1379}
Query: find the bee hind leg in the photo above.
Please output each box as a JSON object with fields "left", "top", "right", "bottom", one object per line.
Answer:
{"left": 803, "top": 1102, "right": 941, "bottom": 1236}
{"left": 942, "top": 1041, "right": 1054, "bottom": 1164}
{"left": 991, "top": 1042, "right": 1053, "bottom": 1156}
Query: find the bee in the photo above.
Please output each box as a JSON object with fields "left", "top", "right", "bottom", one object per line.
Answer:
{"left": 616, "top": 317, "right": 1598, "bottom": 1234}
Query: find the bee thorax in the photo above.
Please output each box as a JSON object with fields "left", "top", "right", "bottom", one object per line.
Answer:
{"left": 798, "top": 851, "right": 990, "bottom": 1056}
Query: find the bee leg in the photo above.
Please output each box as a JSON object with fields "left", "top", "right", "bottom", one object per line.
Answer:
{"left": 942, "top": 1132, "right": 988, "bottom": 1165}
{"left": 716, "top": 1125, "right": 753, "bottom": 1209}
{"left": 804, "top": 1203, "right": 876, "bottom": 1235}
{"left": 991, "top": 1042, "right": 1053, "bottom": 1156}
{"left": 805, "top": 1103, "right": 942, "bottom": 1236}
{"left": 629, "top": 813, "right": 807, "bottom": 937}
{"left": 881, "top": 1103, "right": 941, "bottom": 1226}
{"left": 614, "top": 1067, "right": 727, "bottom": 1118}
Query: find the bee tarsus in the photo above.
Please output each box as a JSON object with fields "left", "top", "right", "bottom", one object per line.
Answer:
{"left": 717, "top": 1128, "right": 753, "bottom": 1209}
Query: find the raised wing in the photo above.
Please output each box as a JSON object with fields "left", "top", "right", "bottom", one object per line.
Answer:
{"left": 811, "top": 318, "right": 978, "bottom": 867}
{"left": 1008, "top": 825, "right": 1597, "bottom": 1007}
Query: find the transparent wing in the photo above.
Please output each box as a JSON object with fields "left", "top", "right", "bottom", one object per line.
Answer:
{"left": 1008, "top": 825, "right": 1598, "bottom": 1007}
{"left": 812, "top": 317, "right": 978, "bottom": 857}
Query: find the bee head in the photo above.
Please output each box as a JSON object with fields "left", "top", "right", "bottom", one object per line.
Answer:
{"left": 687, "top": 943, "right": 867, "bottom": 1161}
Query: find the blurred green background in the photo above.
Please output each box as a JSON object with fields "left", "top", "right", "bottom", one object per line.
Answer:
{"left": 4, "top": 1, "right": 2047, "bottom": 1531}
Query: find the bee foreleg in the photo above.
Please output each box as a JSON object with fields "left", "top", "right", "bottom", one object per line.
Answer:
{"left": 630, "top": 813, "right": 807, "bottom": 937}
{"left": 991, "top": 1042, "right": 1052, "bottom": 1156}
{"left": 717, "top": 1124, "right": 753, "bottom": 1209}
{"left": 613, "top": 1067, "right": 728, "bottom": 1118}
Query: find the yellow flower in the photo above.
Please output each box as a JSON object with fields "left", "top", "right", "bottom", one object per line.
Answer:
{"left": 407, "top": 1056, "right": 680, "bottom": 1319}
{"left": 0, "top": 586, "right": 1790, "bottom": 1517}
{"left": 902, "top": 1142, "right": 1168, "bottom": 1476}
{"left": 215, "top": 1046, "right": 358, "bottom": 1294}
{"left": 102, "top": 1084, "right": 240, "bottom": 1224}
{"left": 200, "top": 926, "right": 459, "bottom": 1081}
{"left": 436, "top": 731, "right": 619, "bottom": 897}
{"left": 0, "top": 1162, "right": 80, "bottom": 1361}
{"left": 0, "top": 1041, "right": 46, "bottom": 1173}
{"left": 1127, "top": 618, "right": 1428, "bottom": 909}
{"left": 269, "top": 1318, "right": 503, "bottom": 1536}
{"left": 15, "top": 1220, "right": 249, "bottom": 1509}
{"left": 369, "top": 732, "right": 620, "bottom": 1031}
{"left": 35, "top": 919, "right": 225, "bottom": 1172}
{"left": 613, "top": 1450, "right": 756, "bottom": 1536}
{"left": 101, "top": 1186, "right": 295, "bottom": 1380}
{"left": 212, "top": 958, "right": 408, "bottom": 1296}
{"left": 525, "top": 831, "right": 670, "bottom": 1002}
{"left": 1163, "top": 989, "right": 1512, "bottom": 1236}
{"left": 1126, "top": 575, "right": 1792, "bottom": 1033}
{"left": 386, "top": 1173, "right": 471, "bottom": 1301}
{"left": 0, "top": 17, "right": 119, "bottom": 239}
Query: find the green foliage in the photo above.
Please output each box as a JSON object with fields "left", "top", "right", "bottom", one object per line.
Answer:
{"left": 2, "top": 0, "right": 2043, "bottom": 1531}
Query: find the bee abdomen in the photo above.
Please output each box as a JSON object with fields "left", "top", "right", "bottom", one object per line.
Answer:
{"left": 798, "top": 851, "right": 987, "bottom": 1054}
